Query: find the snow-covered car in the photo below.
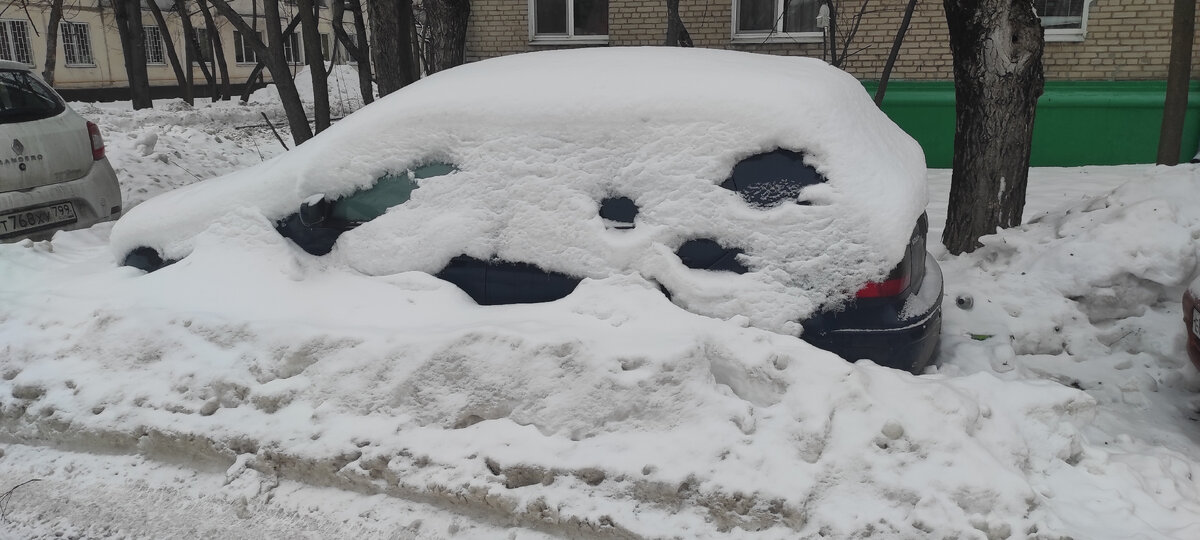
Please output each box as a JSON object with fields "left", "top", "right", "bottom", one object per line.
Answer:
{"left": 0, "top": 60, "right": 121, "bottom": 242}
{"left": 113, "top": 47, "right": 942, "bottom": 372}
{"left": 1186, "top": 277, "right": 1200, "bottom": 370}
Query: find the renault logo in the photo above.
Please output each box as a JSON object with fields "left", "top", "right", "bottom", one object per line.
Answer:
{"left": 12, "top": 139, "right": 24, "bottom": 155}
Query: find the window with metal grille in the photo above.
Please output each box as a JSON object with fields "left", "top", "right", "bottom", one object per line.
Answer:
{"left": 0, "top": 20, "right": 34, "bottom": 65}
{"left": 144, "top": 26, "right": 166, "bottom": 64}
{"left": 61, "top": 21, "right": 94, "bottom": 66}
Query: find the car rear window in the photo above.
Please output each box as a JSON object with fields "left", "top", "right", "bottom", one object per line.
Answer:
{"left": 0, "top": 69, "right": 65, "bottom": 124}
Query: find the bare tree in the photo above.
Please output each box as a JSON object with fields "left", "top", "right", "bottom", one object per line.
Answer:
{"left": 665, "top": 0, "right": 692, "bottom": 46}
{"left": 332, "top": 0, "right": 374, "bottom": 104}
{"left": 196, "top": 0, "right": 231, "bottom": 100}
{"left": 941, "top": 0, "right": 1044, "bottom": 254}
{"left": 423, "top": 0, "right": 469, "bottom": 74}
{"left": 111, "top": 0, "right": 153, "bottom": 109}
{"left": 297, "top": 0, "right": 329, "bottom": 132}
{"left": 175, "top": 0, "right": 218, "bottom": 104}
{"left": 874, "top": 0, "right": 917, "bottom": 105}
{"left": 208, "top": 0, "right": 314, "bottom": 143}
{"left": 368, "top": 0, "right": 420, "bottom": 96}
{"left": 41, "top": 0, "right": 64, "bottom": 85}
{"left": 1157, "top": 0, "right": 1195, "bottom": 165}
{"left": 146, "top": 0, "right": 188, "bottom": 93}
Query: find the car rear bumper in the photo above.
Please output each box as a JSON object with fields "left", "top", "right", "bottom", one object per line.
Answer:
{"left": 0, "top": 158, "right": 121, "bottom": 243}
{"left": 802, "top": 253, "right": 944, "bottom": 373}
{"left": 1185, "top": 289, "right": 1200, "bottom": 371}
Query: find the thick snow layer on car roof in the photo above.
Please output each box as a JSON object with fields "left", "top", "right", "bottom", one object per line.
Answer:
{"left": 111, "top": 47, "right": 926, "bottom": 331}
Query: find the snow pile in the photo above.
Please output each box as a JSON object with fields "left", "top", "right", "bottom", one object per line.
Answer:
{"left": 3, "top": 215, "right": 1094, "bottom": 537}
{"left": 936, "top": 164, "right": 1200, "bottom": 537}
{"left": 111, "top": 47, "right": 927, "bottom": 333}
{"left": 71, "top": 98, "right": 291, "bottom": 209}
{"left": 250, "top": 64, "right": 372, "bottom": 118}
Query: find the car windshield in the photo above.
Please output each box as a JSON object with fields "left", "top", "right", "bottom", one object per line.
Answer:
{"left": 0, "top": 69, "right": 65, "bottom": 124}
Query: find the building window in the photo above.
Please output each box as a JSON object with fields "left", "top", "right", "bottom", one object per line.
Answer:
{"left": 234, "top": 31, "right": 261, "bottom": 64}
{"left": 0, "top": 20, "right": 34, "bottom": 65}
{"left": 321, "top": 33, "right": 330, "bottom": 59}
{"left": 733, "top": 0, "right": 823, "bottom": 43}
{"left": 195, "top": 28, "right": 215, "bottom": 63}
{"left": 283, "top": 32, "right": 303, "bottom": 64}
{"left": 144, "top": 26, "right": 166, "bottom": 64}
{"left": 61, "top": 21, "right": 94, "bottom": 66}
{"left": 529, "top": 0, "right": 608, "bottom": 43}
{"left": 1035, "top": 0, "right": 1089, "bottom": 42}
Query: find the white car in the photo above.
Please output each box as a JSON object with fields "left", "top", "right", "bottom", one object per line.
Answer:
{"left": 0, "top": 60, "right": 121, "bottom": 242}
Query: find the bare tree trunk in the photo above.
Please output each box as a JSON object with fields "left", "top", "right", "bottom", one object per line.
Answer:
{"left": 112, "top": 0, "right": 153, "bottom": 109}
{"left": 333, "top": 0, "right": 374, "bottom": 104}
{"left": 424, "top": 0, "right": 470, "bottom": 74}
{"left": 941, "top": 0, "right": 1044, "bottom": 254}
{"left": 1157, "top": 0, "right": 1196, "bottom": 165}
{"left": 147, "top": 0, "right": 187, "bottom": 92}
{"left": 42, "top": 0, "right": 64, "bottom": 86}
{"left": 664, "top": 0, "right": 692, "bottom": 46}
{"left": 196, "top": 0, "right": 231, "bottom": 101}
{"left": 174, "top": 0, "right": 204, "bottom": 104}
{"left": 368, "top": 0, "right": 420, "bottom": 96}
{"left": 208, "top": 0, "right": 314, "bottom": 143}
{"left": 875, "top": 0, "right": 917, "bottom": 106}
{"left": 298, "top": 0, "right": 330, "bottom": 132}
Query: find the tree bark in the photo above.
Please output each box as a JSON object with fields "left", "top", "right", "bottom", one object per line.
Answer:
{"left": 941, "top": 0, "right": 1044, "bottom": 255}
{"left": 368, "top": 0, "right": 420, "bottom": 96}
{"left": 196, "top": 0, "right": 231, "bottom": 101}
{"left": 42, "top": 0, "right": 64, "bottom": 86}
{"left": 298, "top": 0, "right": 330, "bottom": 132}
{"left": 1157, "top": 0, "right": 1196, "bottom": 165}
{"left": 664, "top": 0, "right": 692, "bottom": 46}
{"left": 207, "top": 0, "right": 314, "bottom": 143}
{"left": 332, "top": 0, "right": 374, "bottom": 104}
{"left": 112, "top": 0, "right": 153, "bottom": 109}
{"left": 423, "top": 0, "right": 469, "bottom": 74}
{"left": 147, "top": 0, "right": 188, "bottom": 92}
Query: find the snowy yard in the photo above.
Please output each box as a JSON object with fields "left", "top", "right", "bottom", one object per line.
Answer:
{"left": 2, "top": 84, "right": 1200, "bottom": 539}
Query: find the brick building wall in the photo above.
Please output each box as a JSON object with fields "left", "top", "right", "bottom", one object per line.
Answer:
{"left": 465, "top": 0, "right": 1200, "bottom": 81}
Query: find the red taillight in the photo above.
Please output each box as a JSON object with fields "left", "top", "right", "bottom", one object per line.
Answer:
{"left": 856, "top": 275, "right": 910, "bottom": 298}
{"left": 87, "top": 121, "right": 105, "bottom": 160}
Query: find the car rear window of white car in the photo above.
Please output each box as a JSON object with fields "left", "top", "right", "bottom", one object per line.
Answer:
{"left": 0, "top": 69, "right": 65, "bottom": 124}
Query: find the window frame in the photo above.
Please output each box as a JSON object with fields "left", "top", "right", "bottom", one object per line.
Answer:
{"left": 730, "top": 0, "right": 824, "bottom": 45}
{"left": 60, "top": 21, "right": 95, "bottom": 67}
{"left": 527, "top": 0, "right": 609, "bottom": 46}
{"left": 0, "top": 20, "right": 34, "bottom": 65}
{"left": 1037, "top": 0, "right": 1091, "bottom": 43}
{"left": 143, "top": 25, "right": 166, "bottom": 65}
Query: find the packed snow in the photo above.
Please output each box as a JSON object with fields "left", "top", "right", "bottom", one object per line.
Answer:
{"left": 110, "top": 48, "right": 926, "bottom": 335}
{"left": 2, "top": 58, "right": 1200, "bottom": 539}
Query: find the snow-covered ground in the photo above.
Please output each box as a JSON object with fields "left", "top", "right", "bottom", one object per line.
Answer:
{"left": 2, "top": 85, "right": 1199, "bottom": 538}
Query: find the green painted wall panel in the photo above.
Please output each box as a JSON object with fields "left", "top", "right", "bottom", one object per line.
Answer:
{"left": 860, "top": 80, "right": 1200, "bottom": 168}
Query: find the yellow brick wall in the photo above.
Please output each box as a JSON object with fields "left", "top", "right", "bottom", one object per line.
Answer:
{"left": 467, "top": 0, "right": 1200, "bottom": 81}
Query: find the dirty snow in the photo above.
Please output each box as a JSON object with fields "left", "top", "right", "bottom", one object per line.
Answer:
{"left": 2, "top": 60, "right": 1200, "bottom": 539}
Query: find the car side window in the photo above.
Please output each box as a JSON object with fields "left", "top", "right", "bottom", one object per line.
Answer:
{"left": 720, "top": 149, "right": 827, "bottom": 208}
{"left": 329, "top": 162, "right": 456, "bottom": 223}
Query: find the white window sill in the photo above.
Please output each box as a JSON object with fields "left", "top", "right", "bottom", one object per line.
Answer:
{"left": 731, "top": 33, "right": 823, "bottom": 45}
{"left": 1045, "top": 30, "right": 1085, "bottom": 43}
{"left": 64, "top": 63, "right": 96, "bottom": 68}
{"left": 529, "top": 35, "right": 609, "bottom": 46}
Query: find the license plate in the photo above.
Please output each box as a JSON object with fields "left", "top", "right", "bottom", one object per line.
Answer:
{"left": 0, "top": 202, "right": 77, "bottom": 237}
